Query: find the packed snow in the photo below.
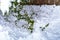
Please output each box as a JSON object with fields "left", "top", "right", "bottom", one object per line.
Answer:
{"left": 0, "top": 1, "right": 60, "bottom": 40}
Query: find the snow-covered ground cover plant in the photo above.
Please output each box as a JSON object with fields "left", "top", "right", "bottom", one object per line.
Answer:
{"left": 0, "top": 0, "right": 60, "bottom": 40}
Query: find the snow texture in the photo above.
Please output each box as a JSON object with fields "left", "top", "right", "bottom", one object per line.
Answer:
{"left": 0, "top": 4, "right": 60, "bottom": 40}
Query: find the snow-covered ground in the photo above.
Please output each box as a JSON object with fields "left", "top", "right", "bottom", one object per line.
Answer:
{"left": 0, "top": 5, "right": 60, "bottom": 40}
{"left": 1, "top": 0, "right": 60, "bottom": 40}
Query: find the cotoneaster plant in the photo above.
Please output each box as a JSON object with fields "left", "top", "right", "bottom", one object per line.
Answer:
{"left": 4, "top": 0, "right": 49, "bottom": 33}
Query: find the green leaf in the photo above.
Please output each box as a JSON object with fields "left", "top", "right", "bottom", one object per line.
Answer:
{"left": 28, "top": 27, "right": 33, "bottom": 33}
{"left": 45, "top": 23, "right": 49, "bottom": 27}
{"left": 14, "top": 8, "right": 16, "bottom": 12}
{"left": 12, "top": 0, "right": 18, "bottom": 6}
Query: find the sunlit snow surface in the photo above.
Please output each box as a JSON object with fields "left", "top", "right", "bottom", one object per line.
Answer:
{"left": 0, "top": 5, "right": 60, "bottom": 40}
{"left": 0, "top": 0, "right": 20, "bottom": 14}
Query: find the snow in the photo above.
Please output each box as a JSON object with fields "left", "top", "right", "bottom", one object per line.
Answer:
{"left": 1, "top": 1, "right": 60, "bottom": 40}
{"left": 0, "top": 0, "right": 21, "bottom": 14}
{"left": 0, "top": 0, "right": 10, "bottom": 14}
